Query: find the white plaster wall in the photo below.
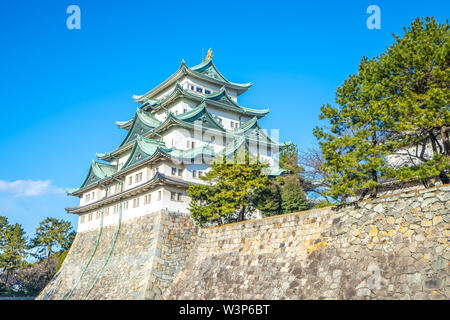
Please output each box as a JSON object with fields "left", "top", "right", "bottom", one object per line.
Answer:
{"left": 206, "top": 105, "right": 252, "bottom": 130}
{"left": 80, "top": 187, "right": 101, "bottom": 206}
{"left": 77, "top": 186, "right": 167, "bottom": 232}
{"left": 160, "top": 186, "right": 190, "bottom": 213}
{"left": 117, "top": 152, "right": 131, "bottom": 170}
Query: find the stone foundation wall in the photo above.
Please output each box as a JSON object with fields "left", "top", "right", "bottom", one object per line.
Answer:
{"left": 163, "top": 185, "right": 449, "bottom": 300}
{"left": 39, "top": 185, "right": 449, "bottom": 300}
{"left": 37, "top": 210, "right": 197, "bottom": 300}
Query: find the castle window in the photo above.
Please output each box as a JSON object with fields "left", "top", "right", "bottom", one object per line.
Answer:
{"left": 123, "top": 201, "right": 129, "bottom": 210}
{"left": 205, "top": 89, "right": 211, "bottom": 94}
{"left": 177, "top": 192, "right": 182, "bottom": 201}
{"left": 144, "top": 194, "right": 151, "bottom": 205}
{"left": 192, "top": 170, "right": 197, "bottom": 178}
{"left": 191, "top": 141, "right": 195, "bottom": 149}
{"left": 158, "top": 191, "right": 162, "bottom": 201}
{"left": 190, "top": 85, "right": 195, "bottom": 91}
{"left": 196, "top": 87, "right": 203, "bottom": 93}
{"left": 136, "top": 154, "right": 142, "bottom": 160}
{"left": 178, "top": 168, "right": 183, "bottom": 176}
{"left": 80, "top": 215, "right": 85, "bottom": 224}
{"left": 133, "top": 198, "right": 140, "bottom": 208}
{"left": 96, "top": 211, "right": 101, "bottom": 219}
{"left": 183, "top": 108, "right": 187, "bottom": 113}
{"left": 85, "top": 194, "right": 90, "bottom": 202}
{"left": 218, "top": 118, "right": 222, "bottom": 124}
{"left": 172, "top": 167, "right": 177, "bottom": 175}
{"left": 171, "top": 192, "right": 176, "bottom": 201}
{"left": 231, "top": 121, "right": 234, "bottom": 128}
{"left": 135, "top": 172, "right": 143, "bottom": 183}
{"left": 113, "top": 204, "right": 119, "bottom": 214}
{"left": 128, "top": 176, "right": 132, "bottom": 186}
{"left": 92, "top": 192, "right": 95, "bottom": 200}
{"left": 104, "top": 207, "right": 109, "bottom": 216}
{"left": 114, "top": 184, "right": 120, "bottom": 193}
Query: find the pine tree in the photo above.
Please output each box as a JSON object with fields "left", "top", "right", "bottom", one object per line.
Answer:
{"left": 29, "top": 218, "right": 74, "bottom": 280}
{"left": 279, "top": 177, "right": 309, "bottom": 213}
{"left": 0, "top": 216, "right": 9, "bottom": 249}
{"left": 187, "top": 153, "right": 268, "bottom": 226}
{"left": 253, "top": 179, "right": 282, "bottom": 217}
{"left": 314, "top": 57, "right": 392, "bottom": 200}
{"left": 0, "top": 223, "right": 27, "bottom": 286}
{"left": 379, "top": 17, "right": 450, "bottom": 183}
{"left": 277, "top": 143, "right": 310, "bottom": 212}
{"left": 314, "top": 17, "right": 449, "bottom": 201}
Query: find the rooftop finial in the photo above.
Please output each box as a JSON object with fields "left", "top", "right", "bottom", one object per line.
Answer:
{"left": 204, "top": 48, "right": 213, "bottom": 61}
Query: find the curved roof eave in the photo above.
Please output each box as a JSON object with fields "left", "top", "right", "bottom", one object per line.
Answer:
{"left": 188, "top": 59, "right": 252, "bottom": 90}
{"left": 133, "top": 60, "right": 252, "bottom": 103}
{"left": 144, "top": 83, "right": 268, "bottom": 118}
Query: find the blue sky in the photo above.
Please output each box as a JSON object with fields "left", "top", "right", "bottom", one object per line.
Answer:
{"left": 0, "top": 0, "right": 448, "bottom": 237}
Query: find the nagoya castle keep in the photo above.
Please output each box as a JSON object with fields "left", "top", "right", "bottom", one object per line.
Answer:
{"left": 38, "top": 52, "right": 449, "bottom": 301}
{"left": 67, "top": 51, "right": 283, "bottom": 233}
{"left": 38, "top": 53, "right": 286, "bottom": 300}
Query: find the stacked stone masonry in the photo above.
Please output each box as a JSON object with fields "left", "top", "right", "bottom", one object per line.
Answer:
{"left": 39, "top": 185, "right": 449, "bottom": 300}
{"left": 38, "top": 211, "right": 197, "bottom": 300}
{"left": 164, "top": 185, "right": 449, "bottom": 299}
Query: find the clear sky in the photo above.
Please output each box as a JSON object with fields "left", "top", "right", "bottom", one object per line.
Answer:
{"left": 0, "top": 0, "right": 448, "bottom": 237}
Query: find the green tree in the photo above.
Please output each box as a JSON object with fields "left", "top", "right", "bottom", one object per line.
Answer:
{"left": 253, "top": 179, "right": 282, "bottom": 217}
{"left": 314, "top": 17, "right": 449, "bottom": 201}
{"left": 29, "top": 218, "right": 75, "bottom": 280}
{"left": 314, "top": 57, "right": 392, "bottom": 200}
{"left": 279, "top": 143, "right": 303, "bottom": 175}
{"left": 278, "top": 143, "right": 309, "bottom": 212}
{"left": 279, "top": 177, "right": 309, "bottom": 213}
{"left": 0, "top": 216, "right": 9, "bottom": 248}
{"left": 255, "top": 143, "right": 310, "bottom": 215}
{"left": 187, "top": 154, "right": 268, "bottom": 226}
{"left": 0, "top": 223, "right": 27, "bottom": 286}
{"left": 378, "top": 17, "right": 450, "bottom": 183}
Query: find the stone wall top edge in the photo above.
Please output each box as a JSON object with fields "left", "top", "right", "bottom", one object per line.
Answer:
{"left": 203, "top": 183, "right": 450, "bottom": 232}
{"left": 76, "top": 209, "right": 187, "bottom": 233}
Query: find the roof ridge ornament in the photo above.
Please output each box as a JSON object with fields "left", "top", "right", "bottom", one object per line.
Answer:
{"left": 204, "top": 48, "right": 213, "bottom": 61}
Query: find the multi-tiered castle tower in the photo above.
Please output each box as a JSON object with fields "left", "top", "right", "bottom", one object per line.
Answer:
{"left": 66, "top": 54, "right": 284, "bottom": 232}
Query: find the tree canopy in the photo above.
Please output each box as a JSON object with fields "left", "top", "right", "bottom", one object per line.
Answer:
{"left": 0, "top": 219, "right": 27, "bottom": 285}
{"left": 29, "top": 218, "right": 75, "bottom": 279}
{"left": 187, "top": 153, "right": 268, "bottom": 226}
{"left": 314, "top": 17, "right": 449, "bottom": 201}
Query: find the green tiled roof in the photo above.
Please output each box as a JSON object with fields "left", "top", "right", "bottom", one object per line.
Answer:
{"left": 174, "top": 102, "right": 225, "bottom": 131}
{"left": 140, "top": 81, "right": 268, "bottom": 118}
{"left": 263, "top": 166, "right": 286, "bottom": 176}
{"left": 121, "top": 135, "right": 215, "bottom": 172}
{"left": 233, "top": 117, "right": 280, "bottom": 145}
{"left": 133, "top": 59, "right": 252, "bottom": 103}
{"left": 118, "top": 108, "right": 162, "bottom": 147}
{"left": 189, "top": 59, "right": 252, "bottom": 89}
{"left": 116, "top": 108, "right": 161, "bottom": 130}
{"left": 98, "top": 101, "right": 280, "bottom": 162}
{"left": 73, "top": 161, "right": 117, "bottom": 193}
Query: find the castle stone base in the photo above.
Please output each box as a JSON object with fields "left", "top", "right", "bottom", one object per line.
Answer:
{"left": 39, "top": 185, "right": 449, "bottom": 300}
{"left": 37, "top": 210, "right": 197, "bottom": 300}
{"left": 164, "top": 185, "right": 449, "bottom": 299}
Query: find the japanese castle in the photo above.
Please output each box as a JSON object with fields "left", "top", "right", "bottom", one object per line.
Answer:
{"left": 67, "top": 52, "right": 284, "bottom": 232}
